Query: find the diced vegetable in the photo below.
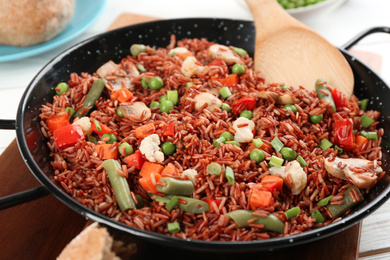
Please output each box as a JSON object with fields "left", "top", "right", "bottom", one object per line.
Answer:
{"left": 65, "top": 107, "right": 75, "bottom": 118}
{"left": 225, "top": 141, "right": 240, "bottom": 147}
{"left": 331, "top": 88, "right": 348, "bottom": 108}
{"left": 53, "top": 124, "right": 85, "bottom": 148}
{"left": 319, "top": 138, "right": 333, "bottom": 151}
{"left": 333, "top": 116, "right": 355, "bottom": 150}
{"left": 47, "top": 114, "right": 70, "bottom": 132}
{"left": 269, "top": 155, "right": 284, "bottom": 168}
{"left": 124, "top": 150, "right": 145, "bottom": 170}
{"left": 226, "top": 210, "right": 284, "bottom": 233}
{"left": 225, "top": 166, "right": 235, "bottom": 184}
{"left": 240, "top": 110, "right": 253, "bottom": 119}
{"left": 55, "top": 82, "right": 69, "bottom": 95}
{"left": 220, "top": 87, "right": 232, "bottom": 99}
{"left": 231, "top": 63, "right": 246, "bottom": 75}
{"left": 310, "top": 114, "right": 323, "bottom": 124}
{"left": 92, "top": 120, "right": 113, "bottom": 136}
{"left": 110, "top": 88, "right": 134, "bottom": 103}
{"left": 250, "top": 148, "right": 264, "bottom": 163}
{"left": 232, "top": 96, "right": 256, "bottom": 114}
{"left": 233, "top": 47, "right": 247, "bottom": 56}
{"left": 253, "top": 138, "right": 263, "bottom": 148}
{"left": 160, "top": 100, "right": 174, "bottom": 114}
{"left": 167, "top": 221, "right": 181, "bottom": 234}
{"left": 326, "top": 186, "right": 364, "bottom": 218}
{"left": 102, "top": 159, "right": 135, "bottom": 211}
{"left": 360, "top": 114, "right": 375, "bottom": 128}
{"left": 261, "top": 175, "right": 284, "bottom": 193}
{"left": 162, "top": 121, "right": 175, "bottom": 137}
{"left": 296, "top": 155, "right": 307, "bottom": 167}
{"left": 250, "top": 188, "right": 274, "bottom": 209}
{"left": 166, "top": 195, "right": 179, "bottom": 211}
{"left": 148, "top": 76, "right": 164, "bottom": 90}
{"left": 73, "top": 79, "right": 105, "bottom": 118}
{"left": 284, "top": 104, "right": 297, "bottom": 114}
{"left": 359, "top": 99, "right": 368, "bottom": 111}
{"left": 156, "top": 177, "right": 194, "bottom": 196}
{"left": 161, "top": 163, "right": 178, "bottom": 176}
{"left": 101, "top": 133, "right": 117, "bottom": 144}
{"left": 95, "top": 144, "right": 118, "bottom": 160}
{"left": 311, "top": 209, "right": 325, "bottom": 223}
{"left": 221, "top": 103, "right": 231, "bottom": 112}
{"left": 317, "top": 195, "right": 333, "bottom": 207}
{"left": 207, "top": 162, "right": 222, "bottom": 176}
{"left": 136, "top": 64, "right": 147, "bottom": 73}
{"left": 167, "top": 90, "right": 179, "bottom": 105}
{"left": 220, "top": 131, "right": 234, "bottom": 141}
{"left": 315, "top": 79, "right": 336, "bottom": 112}
{"left": 202, "top": 198, "right": 222, "bottom": 213}
{"left": 354, "top": 135, "right": 368, "bottom": 153}
{"left": 139, "top": 172, "right": 162, "bottom": 194}
{"left": 150, "top": 101, "right": 160, "bottom": 109}
{"left": 139, "top": 161, "right": 164, "bottom": 178}
{"left": 271, "top": 136, "right": 284, "bottom": 152}
{"left": 213, "top": 136, "right": 226, "bottom": 148}
{"left": 135, "top": 123, "right": 155, "bottom": 139}
{"left": 284, "top": 206, "right": 300, "bottom": 220}
{"left": 218, "top": 74, "right": 239, "bottom": 87}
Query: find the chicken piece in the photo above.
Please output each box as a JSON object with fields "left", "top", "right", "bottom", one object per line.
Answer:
{"left": 96, "top": 60, "right": 139, "bottom": 91}
{"left": 324, "top": 157, "right": 382, "bottom": 189}
{"left": 208, "top": 44, "right": 241, "bottom": 65}
{"left": 193, "top": 92, "right": 222, "bottom": 112}
{"left": 233, "top": 117, "right": 255, "bottom": 143}
{"left": 118, "top": 102, "right": 151, "bottom": 122}
{"left": 269, "top": 160, "right": 307, "bottom": 195}
{"left": 181, "top": 56, "right": 205, "bottom": 77}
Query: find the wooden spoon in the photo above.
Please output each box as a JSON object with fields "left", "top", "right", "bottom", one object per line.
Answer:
{"left": 245, "top": 0, "right": 354, "bottom": 97}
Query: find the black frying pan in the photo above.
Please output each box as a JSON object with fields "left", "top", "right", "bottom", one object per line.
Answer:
{"left": 1, "top": 19, "right": 390, "bottom": 254}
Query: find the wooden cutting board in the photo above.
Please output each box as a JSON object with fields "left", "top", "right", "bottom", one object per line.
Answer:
{"left": 0, "top": 12, "right": 382, "bottom": 260}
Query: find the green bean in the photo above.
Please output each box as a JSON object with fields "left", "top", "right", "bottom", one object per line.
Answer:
{"left": 176, "top": 196, "right": 209, "bottom": 214}
{"left": 284, "top": 206, "right": 300, "bottom": 220}
{"left": 233, "top": 47, "right": 247, "bottom": 57}
{"left": 166, "top": 195, "right": 179, "bottom": 211}
{"left": 225, "top": 141, "right": 240, "bottom": 147}
{"left": 130, "top": 44, "right": 146, "bottom": 56}
{"left": 225, "top": 166, "right": 235, "bottom": 184}
{"left": 102, "top": 159, "right": 135, "bottom": 211}
{"left": 226, "top": 210, "right": 284, "bottom": 233}
{"left": 317, "top": 195, "right": 333, "bottom": 207}
{"left": 73, "top": 79, "right": 105, "bottom": 118}
{"left": 167, "top": 221, "right": 180, "bottom": 234}
{"left": 213, "top": 136, "right": 226, "bottom": 148}
{"left": 311, "top": 209, "right": 325, "bottom": 223}
{"left": 326, "top": 186, "right": 363, "bottom": 218}
{"left": 156, "top": 177, "right": 194, "bottom": 196}
{"left": 135, "top": 194, "right": 144, "bottom": 209}
{"left": 65, "top": 107, "right": 75, "bottom": 118}
{"left": 315, "top": 79, "right": 336, "bottom": 112}
{"left": 220, "top": 87, "right": 232, "bottom": 99}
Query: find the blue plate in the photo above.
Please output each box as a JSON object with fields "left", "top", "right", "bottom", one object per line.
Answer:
{"left": 0, "top": 0, "right": 107, "bottom": 62}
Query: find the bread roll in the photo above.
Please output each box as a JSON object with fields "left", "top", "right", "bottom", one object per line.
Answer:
{"left": 0, "top": 0, "right": 75, "bottom": 46}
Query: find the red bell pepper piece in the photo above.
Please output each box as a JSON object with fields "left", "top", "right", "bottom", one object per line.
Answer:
{"left": 47, "top": 114, "right": 70, "bottom": 132}
{"left": 207, "top": 60, "right": 225, "bottom": 67}
{"left": 124, "top": 150, "right": 145, "bottom": 170}
{"left": 53, "top": 124, "right": 85, "bottom": 148}
{"left": 91, "top": 120, "right": 113, "bottom": 136}
{"left": 333, "top": 115, "right": 355, "bottom": 151}
{"left": 218, "top": 74, "right": 239, "bottom": 87}
{"left": 331, "top": 88, "right": 348, "bottom": 108}
{"left": 202, "top": 198, "right": 222, "bottom": 212}
{"left": 232, "top": 96, "right": 257, "bottom": 114}
{"left": 162, "top": 121, "right": 175, "bottom": 137}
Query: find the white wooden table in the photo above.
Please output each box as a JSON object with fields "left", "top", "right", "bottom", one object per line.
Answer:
{"left": 1, "top": 0, "right": 390, "bottom": 258}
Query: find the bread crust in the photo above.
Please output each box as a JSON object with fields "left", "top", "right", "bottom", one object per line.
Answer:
{"left": 0, "top": 0, "right": 75, "bottom": 46}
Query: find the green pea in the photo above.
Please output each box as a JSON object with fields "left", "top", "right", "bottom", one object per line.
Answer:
{"left": 310, "top": 114, "right": 324, "bottom": 124}
{"left": 250, "top": 148, "right": 264, "bottom": 163}
{"left": 284, "top": 104, "right": 297, "bottom": 114}
{"left": 116, "top": 107, "right": 124, "bottom": 117}
{"left": 160, "top": 100, "right": 174, "bottom": 114}
{"left": 101, "top": 133, "right": 117, "bottom": 144}
{"left": 141, "top": 77, "right": 149, "bottom": 89}
{"left": 280, "top": 147, "right": 297, "bottom": 161}
{"left": 220, "top": 131, "right": 234, "bottom": 141}
{"left": 221, "top": 103, "right": 231, "bottom": 112}
{"left": 240, "top": 110, "right": 253, "bottom": 119}
{"left": 231, "top": 63, "right": 246, "bottom": 75}
{"left": 160, "top": 94, "right": 168, "bottom": 102}
{"left": 150, "top": 101, "right": 160, "bottom": 109}
{"left": 55, "top": 82, "right": 69, "bottom": 95}
{"left": 161, "top": 141, "right": 176, "bottom": 156}
{"left": 118, "top": 142, "right": 134, "bottom": 157}
{"left": 148, "top": 77, "right": 164, "bottom": 90}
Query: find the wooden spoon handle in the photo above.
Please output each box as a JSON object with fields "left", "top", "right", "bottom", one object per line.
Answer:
{"left": 245, "top": 0, "right": 304, "bottom": 40}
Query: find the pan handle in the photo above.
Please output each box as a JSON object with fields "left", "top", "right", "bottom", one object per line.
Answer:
{"left": 342, "top": 26, "right": 390, "bottom": 50}
{"left": 0, "top": 119, "right": 50, "bottom": 210}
